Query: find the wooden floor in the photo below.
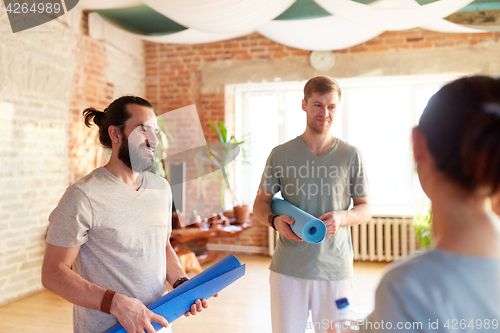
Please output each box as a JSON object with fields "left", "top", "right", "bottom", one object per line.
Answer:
{"left": 0, "top": 254, "right": 388, "bottom": 333}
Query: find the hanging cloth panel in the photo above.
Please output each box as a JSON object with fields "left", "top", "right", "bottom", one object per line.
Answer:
{"left": 141, "top": 29, "right": 252, "bottom": 44}
{"left": 77, "top": 0, "right": 143, "bottom": 10}
{"left": 142, "top": 0, "right": 296, "bottom": 34}
{"left": 257, "top": 15, "right": 383, "bottom": 51}
{"left": 314, "top": 0, "right": 476, "bottom": 31}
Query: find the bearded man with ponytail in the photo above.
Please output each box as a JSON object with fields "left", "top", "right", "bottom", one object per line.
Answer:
{"left": 41, "top": 96, "right": 209, "bottom": 333}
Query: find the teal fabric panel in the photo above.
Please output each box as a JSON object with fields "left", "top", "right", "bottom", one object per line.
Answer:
{"left": 94, "top": 5, "right": 187, "bottom": 36}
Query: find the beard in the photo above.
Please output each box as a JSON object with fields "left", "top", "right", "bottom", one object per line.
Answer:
{"left": 307, "top": 116, "right": 332, "bottom": 134}
{"left": 118, "top": 135, "right": 155, "bottom": 173}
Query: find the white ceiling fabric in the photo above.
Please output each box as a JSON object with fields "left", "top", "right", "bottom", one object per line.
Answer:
{"left": 141, "top": 29, "right": 253, "bottom": 44}
{"left": 257, "top": 15, "right": 383, "bottom": 51}
{"left": 142, "top": 0, "right": 296, "bottom": 34}
{"left": 82, "top": 0, "right": 490, "bottom": 50}
{"left": 77, "top": 0, "right": 143, "bottom": 10}
{"left": 314, "top": 0, "right": 476, "bottom": 31}
{"left": 397, "top": 0, "right": 487, "bottom": 33}
{"left": 373, "top": 0, "right": 488, "bottom": 33}
{"left": 257, "top": 0, "right": 486, "bottom": 50}
{"left": 88, "top": 10, "right": 252, "bottom": 45}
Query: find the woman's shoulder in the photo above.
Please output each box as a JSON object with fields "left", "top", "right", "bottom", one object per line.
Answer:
{"left": 380, "top": 249, "right": 448, "bottom": 285}
{"left": 381, "top": 248, "right": 500, "bottom": 290}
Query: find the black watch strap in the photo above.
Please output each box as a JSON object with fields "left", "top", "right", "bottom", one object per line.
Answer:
{"left": 173, "top": 277, "right": 189, "bottom": 289}
{"left": 268, "top": 214, "right": 278, "bottom": 231}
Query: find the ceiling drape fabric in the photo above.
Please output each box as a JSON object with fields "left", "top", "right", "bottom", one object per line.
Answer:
{"left": 88, "top": 11, "right": 251, "bottom": 45}
{"left": 391, "top": 0, "right": 487, "bottom": 33}
{"left": 141, "top": 29, "right": 253, "bottom": 44}
{"left": 313, "top": 0, "right": 476, "bottom": 30}
{"left": 77, "top": 0, "right": 142, "bottom": 10}
{"left": 79, "top": 0, "right": 490, "bottom": 50}
{"left": 141, "top": 0, "right": 296, "bottom": 34}
{"left": 257, "top": 16, "right": 383, "bottom": 51}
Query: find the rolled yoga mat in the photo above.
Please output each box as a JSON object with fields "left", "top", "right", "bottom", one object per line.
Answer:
{"left": 271, "top": 198, "right": 327, "bottom": 244}
{"left": 104, "top": 254, "right": 245, "bottom": 333}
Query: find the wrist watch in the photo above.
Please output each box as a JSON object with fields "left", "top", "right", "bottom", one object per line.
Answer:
{"left": 173, "top": 277, "right": 189, "bottom": 289}
{"left": 268, "top": 214, "right": 278, "bottom": 231}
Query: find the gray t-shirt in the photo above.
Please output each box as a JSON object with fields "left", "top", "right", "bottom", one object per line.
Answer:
{"left": 47, "top": 167, "right": 172, "bottom": 333}
{"left": 361, "top": 249, "right": 500, "bottom": 332}
{"left": 259, "top": 136, "right": 369, "bottom": 281}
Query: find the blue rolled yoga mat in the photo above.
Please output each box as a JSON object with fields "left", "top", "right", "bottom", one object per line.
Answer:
{"left": 104, "top": 255, "right": 245, "bottom": 333}
{"left": 271, "top": 198, "right": 327, "bottom": 244}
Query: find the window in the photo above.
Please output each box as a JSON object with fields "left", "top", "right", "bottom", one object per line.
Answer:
{"left": 233, "top": 74, "right": 465, "bottom": 216}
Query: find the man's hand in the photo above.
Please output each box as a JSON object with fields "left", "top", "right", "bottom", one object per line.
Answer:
{"left": 319, "top": 211, "right": 345, "bottom": 237}
{"left": 184, "top": 293, "right": 219, "bottom": 317}
{"left": 183, "top": 298, "right": 209, "bottom": 317}
{"left": 275, "top": 215, "right": 303, "bottom": 242}
{"left": 110, "top": 293, "right": 169, "bottom": 333}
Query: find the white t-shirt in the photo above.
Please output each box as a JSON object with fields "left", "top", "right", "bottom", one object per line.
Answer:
{"left": 47, "top": 167, "right": 172, "bottom": 332}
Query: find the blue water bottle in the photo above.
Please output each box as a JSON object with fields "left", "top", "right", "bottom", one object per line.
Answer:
{"left": 335, "top": 298, "right": 361, "bottom": 332}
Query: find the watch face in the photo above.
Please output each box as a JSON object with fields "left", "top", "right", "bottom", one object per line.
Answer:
{"left": 309, "top": 51, "right": 336, "bottom": 72}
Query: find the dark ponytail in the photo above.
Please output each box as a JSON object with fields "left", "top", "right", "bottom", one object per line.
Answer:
{"left": 463, "top": 101, "right": 500, "bottom": 193}
{"left": 81, "top": 96, "right": 153, "bottom": 149}
{"left": 418, "top": 75, "right": 500, "bottom": 194}
{"left": 83, "top": 107, "right": 105, "bottom": 127}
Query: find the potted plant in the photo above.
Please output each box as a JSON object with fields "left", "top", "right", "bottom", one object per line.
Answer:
{"left": 414, "top": 202, "right": 433, "bottom": 250}
{"left": 208, "top": 120, "right": 250, "bottom": 222}
{"left": 151, "top": 118, "right": 173, "bottom": 178}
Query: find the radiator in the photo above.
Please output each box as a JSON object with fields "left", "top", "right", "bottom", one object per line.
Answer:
{"left": 352, "top": 217, "right": 416, "bottom": 262}
{"left": 268, "top": 217, "right": 416, "bottom": 262}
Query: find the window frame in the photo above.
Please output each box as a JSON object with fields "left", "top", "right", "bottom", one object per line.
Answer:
{"left": 231, "top": 73, "right": 468, "bottom": 216}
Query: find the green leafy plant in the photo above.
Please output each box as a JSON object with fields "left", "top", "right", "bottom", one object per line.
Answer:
{"left": 208, "top": 120, "right": 249, "bottom": 209}
{"left": 152, "top": 118, "right": 174, "bottom": 178}
{"left": 414, "top": 202, "right": 433, "bottom": 249}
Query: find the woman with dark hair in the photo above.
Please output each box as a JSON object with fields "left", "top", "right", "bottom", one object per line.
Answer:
{"left": 358, "top": 76, "right": 500, "bottom": 332}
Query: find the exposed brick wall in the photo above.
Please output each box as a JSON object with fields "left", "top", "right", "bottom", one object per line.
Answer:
{"left": 0, "top": 112, "right": 68, "bottom": 304}
{"left": 145, "top": 15, "right": 500, "bottom": 250}
{"left": 0, "top": 2, "right": 75, "bottom": 305}
{"left": 207, "top": 220, "right": 269, "bottom": 251}
{"left": 68, "top": 13, "right": 111, "bottom": 184}
{"left": 69, "top": 12, "right": 146, "bottom": 184}
{"left": 0, "top": 8, "right": 145, "bottom": 305}
{"left": 339, "top": 28, "right": 499, "bottom": 54}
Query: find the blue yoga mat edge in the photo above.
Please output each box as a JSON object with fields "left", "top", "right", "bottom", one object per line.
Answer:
{"left": 271, "top": 198, "right": 327, "bottom": 244}
{"left": 103, "top": 255, "right": 245, "bottom": 333}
